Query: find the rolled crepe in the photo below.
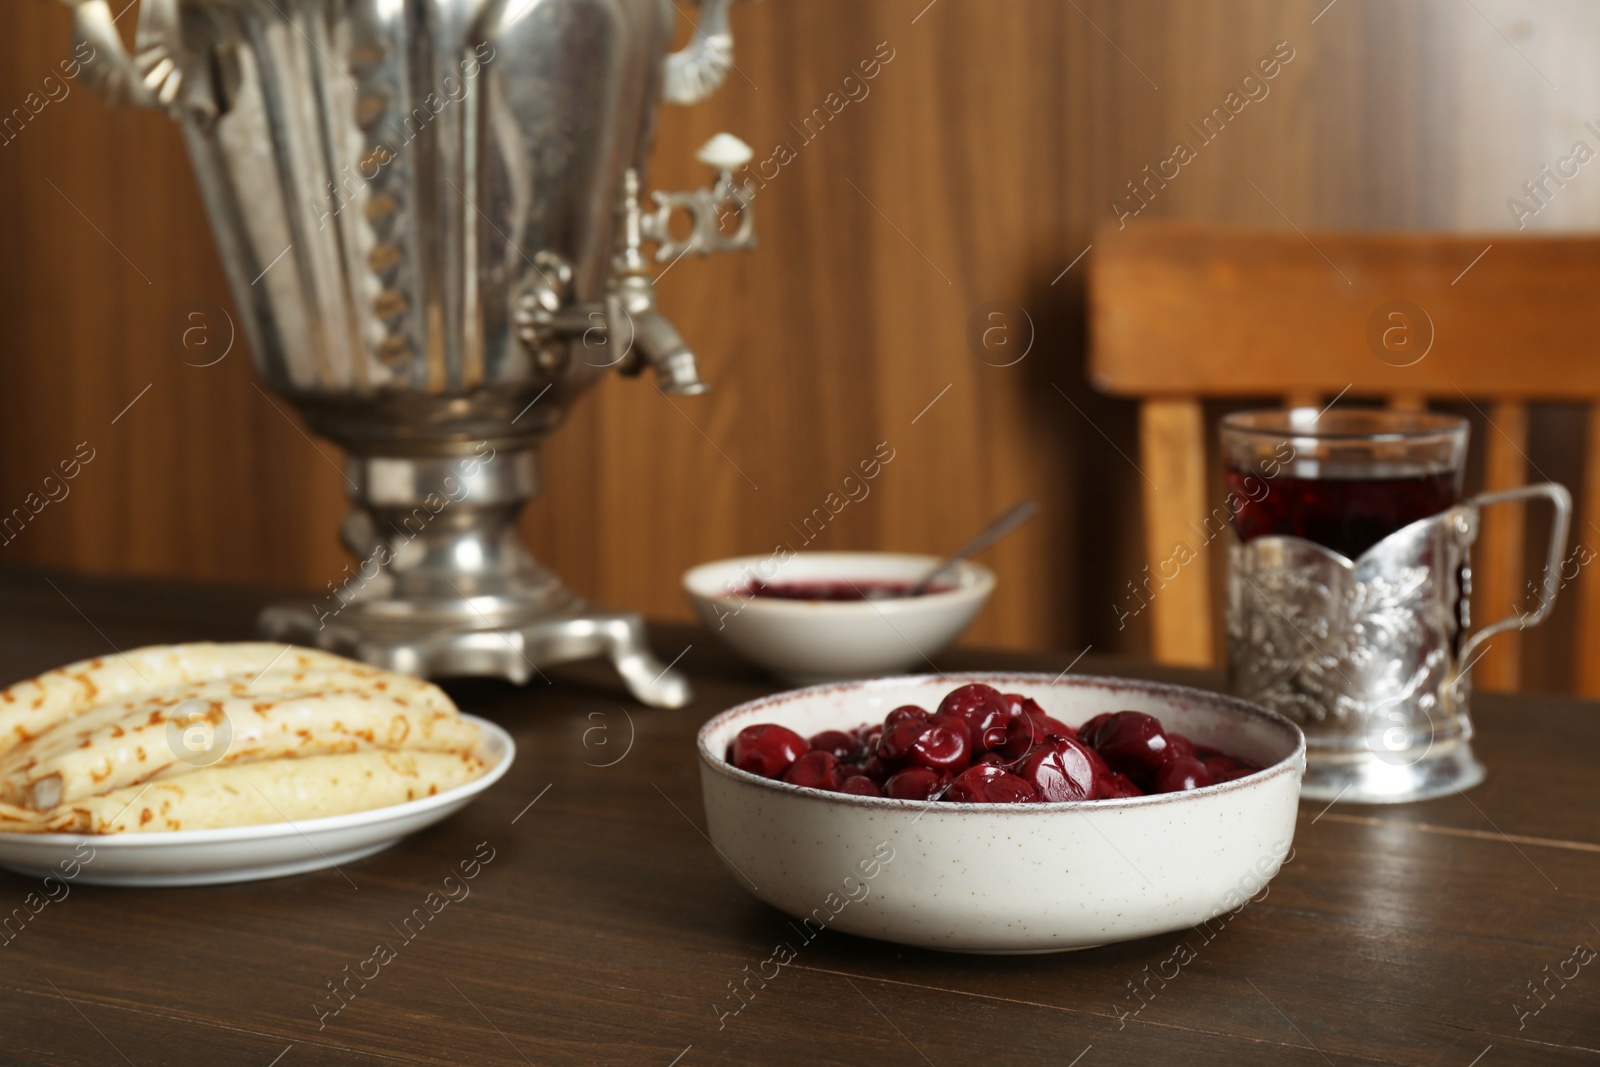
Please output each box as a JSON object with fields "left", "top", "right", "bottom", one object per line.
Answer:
{"left": 0, "top": 801, "right": 46, "bottom": 833}
{"left": 43, "top": 750, "right": 490, "bottom": 834}
{"left": 6, "top": 687, "right": 481, "bottom": 809}
{"left": 0, "top": 643, "right": 451, "bottom": 758}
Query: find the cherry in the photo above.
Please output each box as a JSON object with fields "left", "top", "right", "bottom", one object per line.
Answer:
{"left": 878, "top": 716, "right": 970, "bottom": 771}
{"left": 1154, "top": 755, "right": 1214, "bottom": 793}
{"left": 1101, "top": 771, "right": 1144, "bottom": 798}
{"left": 885, "top": 705, "right": 930, "bottom": 727}
{"left": 937, "top": 684, "right": 1012, "bottom": 751}
{"left": 782, "top": 750, "right": 845, "bottom": 791}
{"left": 809, "top": 729, "right": 861, "bottom": 761}
{"left": 1018, "top": 735, "right": 1102, "bottom": 801}
{"left": 1003, "top": 694, "right": 1077, "bottom": 738}
{"left": 839, "top": 775, "right": 884, "bottom": 797}
{"left": 732, "top": 723, "right": 809, "bottom": 778}
{"left": 856, "top": 723, "right": 884, "bottom": 752}
{"left": 1078, "top": 712, "right": 1112, "bottom": 740}
{"left": 975, "top": 751, "right": 1007, "bottom": 767}
{"left": 1084, "top": 711, "right": 1170, "bottom": 781}
{"left": 1165, "top": 732, "right": 1197, "bottom": 762}
{"left": 996, "top": 709, "right": 1077, "bottom": 760}
{"left": 946, "top": 763, "right": 1040, "bottom": 803}
{"left": 859, "top": 755, "right": 893, "bottom": 783}
{"left": 1001, "top": 692, "right": 1035, "bottom": 718}
{"left": 996, "top": 715, "right": 1040, "bottom": 761}
{"left": 883, "top": 766, "right": 951, "bottom": 800}
{"left": 1202, "top": 756, "right": 1255, "bottom": 783}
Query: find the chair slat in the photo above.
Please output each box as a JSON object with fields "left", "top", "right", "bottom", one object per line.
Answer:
{"left": 1575, "top": 405, "right": 1600, "bottom": 696}
{"left": 1140, "top": 400, "right": 1212, "bottom": 666}
{"left": 1474, "top": 402, "right": 1529, "bottom": 691}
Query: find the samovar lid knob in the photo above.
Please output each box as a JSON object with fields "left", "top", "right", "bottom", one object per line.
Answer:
{"left": 696, "top": 133, "right": 753, "bottom": 172}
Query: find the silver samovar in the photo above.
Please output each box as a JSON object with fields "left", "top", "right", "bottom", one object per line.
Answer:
{"left": 64, "top": 0, "right": 761, "bottom": 706}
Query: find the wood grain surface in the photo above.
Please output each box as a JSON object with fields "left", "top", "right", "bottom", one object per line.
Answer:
{"left": 2, "top": 1, "right": 1600, "bottom": 691}
{"left": 0, "top": 567, "right": 1593, "bottom": 1065}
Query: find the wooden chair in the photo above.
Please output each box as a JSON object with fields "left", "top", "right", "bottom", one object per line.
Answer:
{"left": 1087, "top": 221, "right": 1600, "bottom": 694}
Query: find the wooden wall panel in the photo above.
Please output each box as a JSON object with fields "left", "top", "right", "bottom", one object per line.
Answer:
{"left": 1, "top": 1, "right": 1598, "bottom": 688}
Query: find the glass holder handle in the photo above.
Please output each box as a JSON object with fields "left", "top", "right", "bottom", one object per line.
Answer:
{"left": 1458, "top": 482, "right": 1573, "bottom": 669}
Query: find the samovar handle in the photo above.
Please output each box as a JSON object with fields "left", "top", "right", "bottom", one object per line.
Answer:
{"left": 1458, "top": 482, "right": 1574, "bottom": 669}
{"left": 664, "top": 0, "right": 743, "bottom": 105}
{"left": 56, "top": 0, "right": 215, "bottom": 121}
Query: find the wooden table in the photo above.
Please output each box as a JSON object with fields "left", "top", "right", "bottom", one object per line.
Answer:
{"left": 0, "top": 569, "right": 1595, "bottom": 1066}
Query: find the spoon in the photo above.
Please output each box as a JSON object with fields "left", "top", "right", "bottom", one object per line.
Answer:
{"left": 904, "top": 499, "right": 1040, "bottom": 597}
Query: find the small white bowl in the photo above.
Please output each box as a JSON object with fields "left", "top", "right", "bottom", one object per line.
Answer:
{"left": 698, "top": 673, "right": 1305, "bottom": 953}
{"left": 682, "top": 552, "right": 995, "bottom": 683}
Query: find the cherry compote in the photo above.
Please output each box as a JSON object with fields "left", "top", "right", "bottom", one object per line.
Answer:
{"left": 740, "top": 580, "right": 954, "bottom": 601}
{"left": 726, "top": 684, "right": 1263, "bottom": 803}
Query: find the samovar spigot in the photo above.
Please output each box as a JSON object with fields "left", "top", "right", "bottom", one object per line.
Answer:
{"left": 612, "top": 135, "right": 756, "bottom": 395}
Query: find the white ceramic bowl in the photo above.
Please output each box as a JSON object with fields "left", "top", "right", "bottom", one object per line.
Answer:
{"left": 682, "top": 552, "right": 995, "bottom": 683}
{"left": 698, "top": 673, "right": 1305, "bottom": 953}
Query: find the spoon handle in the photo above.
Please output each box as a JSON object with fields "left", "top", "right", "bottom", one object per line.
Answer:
{"left": 912, "top": 499, "right": 1040, "bottom": 595}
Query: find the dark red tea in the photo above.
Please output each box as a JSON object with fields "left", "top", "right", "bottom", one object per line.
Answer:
{"left": 1226, "top": 469, "right": 1460, "bottom": 559}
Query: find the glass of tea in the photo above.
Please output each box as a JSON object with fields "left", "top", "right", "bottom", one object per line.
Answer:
{"left": 1220, "top": 408, "right": 1468, "bottom": 559}
{"left": 1221, "top": 405, "right": 1572, "bottom": 806}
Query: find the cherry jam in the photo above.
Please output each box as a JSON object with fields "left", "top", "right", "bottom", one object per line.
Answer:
{"left": 739, "top": 580, "right": 951, "bottom": 601}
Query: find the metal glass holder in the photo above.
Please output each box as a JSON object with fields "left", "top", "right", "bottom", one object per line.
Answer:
{"left": 1227, "top": 484, "right": 1571, "bottom": 804}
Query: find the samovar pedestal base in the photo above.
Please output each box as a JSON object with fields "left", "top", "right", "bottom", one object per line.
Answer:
{"left": 255, "top": 448, "right": 691, "bottom": 708}
{"left": 1298, "top": 744, "right": 1486, "bottom": 805}
{"left": 257, "top": 600, "right": 692, "bottom": 708}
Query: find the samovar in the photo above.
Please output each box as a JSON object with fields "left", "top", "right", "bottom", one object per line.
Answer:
{"left": 63, "top": 0, "right": 761, "bottom": 706}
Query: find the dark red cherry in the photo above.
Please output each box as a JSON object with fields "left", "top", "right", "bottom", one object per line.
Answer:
{"left": 1078, "top": 712, "right": 1113, "bottom": 741}
{"left": 1033, "top": 711, "right": 1075, "bottom": 740}
{"left": 946, "top": 763, "right": 1040, "bottom": 804}
{"left": 885, "top": 705, "right": 930, "bottom": 727}
{"left": 809, "top": 730, "right": 860, "bottom": 761}
{"left": 1000, "top": 692, "right": 1034, "bottom": 718}
{"left": 975, "top": 751, "right": 1007, "bottom": 767}
{"left": 859, "top": 755, "right": 892, "bottom": 783}
{"left": 996, "top": 709, "right": 1077, "bottom": 760}
{"left": 1018, "top": 735, "right": 1102, "bottom": 801}
{"left": 1154, "top": 755, "right": 1214, "bottom": 793}
{"left": 1203, "top": 756, "right": 1254, "bottom": 783}
{"left": 937, "top": 684, "right": 1012, "bottom": 751}
{"left": 878, "top": 717, "right": 970, "bottom": 771}
{"left": 883, "top": 766, "right": 951, "bottom": 800}
{"left": 731, "top": 723, "right": 809, "bottom": 778}
{"left": 856, "top": 723, "right": 884, "bottom": 752}
{"left": 1165, "top": 732, "right": 1197, "bottom": 761}
{"left": 839, "top": 775, "right": 884, "bottom": 797}
{"left": 997, "top": 714, "right": 1041, "bottom": 761}
{"left": 1085, "top": 711, "right": 1170, "bottom": 781}
{"left": 782, "top": 750, "right": 845, "bottom": 791}
{"left": 1101, "top": 771, "right": 1144, "bottom": 798}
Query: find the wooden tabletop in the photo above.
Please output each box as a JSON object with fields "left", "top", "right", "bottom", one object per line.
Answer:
{"left": 0, "top": 568, "right": 1595, "bottom": 1067}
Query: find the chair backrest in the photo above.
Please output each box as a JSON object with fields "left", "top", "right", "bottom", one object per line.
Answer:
{"left": 1087, "top": 221, "right": 1600, "bottom": 694}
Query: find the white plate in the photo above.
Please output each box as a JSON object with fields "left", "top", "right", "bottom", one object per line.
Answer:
{"left": 0, "top": 715, "right": 514, "bottom": 887}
